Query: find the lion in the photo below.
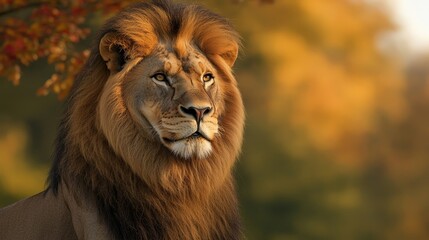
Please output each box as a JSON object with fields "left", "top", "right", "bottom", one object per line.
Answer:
{"left": 0, "top": 0, "right": 244, "bottom": 239}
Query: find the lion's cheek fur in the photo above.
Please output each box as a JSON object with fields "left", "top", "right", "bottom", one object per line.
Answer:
{"left": 97, "top": 76, "right": 148, "bottom": 184}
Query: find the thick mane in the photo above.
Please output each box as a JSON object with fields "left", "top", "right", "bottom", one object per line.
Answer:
{"left": 47, "top": 1, "right": 244, "bottom": 239}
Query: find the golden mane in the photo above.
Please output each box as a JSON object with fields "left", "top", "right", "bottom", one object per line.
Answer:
{"left": 47, "top": 0, "right": 244, "bottom": 239}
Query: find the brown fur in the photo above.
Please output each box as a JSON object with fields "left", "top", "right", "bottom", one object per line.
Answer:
{"left": 0, "top": 1, "right": 244, "bottom": 239}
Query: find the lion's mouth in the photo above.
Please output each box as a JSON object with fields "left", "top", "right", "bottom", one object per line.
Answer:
{"left": 162, "top": 131, "right": 210, "bottom": 144}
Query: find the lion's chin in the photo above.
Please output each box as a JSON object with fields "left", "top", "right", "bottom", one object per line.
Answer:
{"left": 165, "top": 137, "right": 213, "bottom": 159}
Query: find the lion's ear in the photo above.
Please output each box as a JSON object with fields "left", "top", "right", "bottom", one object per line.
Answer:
{"left": 99, "top": 32, "right": 134, "bottom": 73}
{"left": 219, "top": 42, "right": 239, "bottom": 67}
{"left": 203, "top": 38, "right": 239, "bottom": 68}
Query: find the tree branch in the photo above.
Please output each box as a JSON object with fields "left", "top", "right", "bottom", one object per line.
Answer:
{"left": 0, "top": 2, "right": 48, "bottom": 18}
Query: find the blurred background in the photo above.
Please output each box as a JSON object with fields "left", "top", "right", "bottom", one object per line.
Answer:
{"left": 1, "top": 0, "right": 429, "bottom": 239}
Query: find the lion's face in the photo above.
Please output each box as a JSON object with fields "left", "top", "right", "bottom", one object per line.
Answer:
{"left": 123, "top": 44, "right": 223, "bottom": 159}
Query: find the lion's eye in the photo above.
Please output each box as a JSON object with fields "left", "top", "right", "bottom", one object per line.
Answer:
{"left": 202, "top": 73, "right": 214, "bottom": 82}
{"left": 151, "top": 73, "right": 167, "bottom": 82}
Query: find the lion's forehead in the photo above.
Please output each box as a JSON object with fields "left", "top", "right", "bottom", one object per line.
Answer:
{"left": 155, "top": 44, "right": 210, "bottom": 76}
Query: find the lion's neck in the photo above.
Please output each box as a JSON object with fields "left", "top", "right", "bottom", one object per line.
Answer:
{"left": 92, "top": 174, "right": 239, "bottom": 240}
{"left": 57, "top": 145, "right": 241, "bottom": 240}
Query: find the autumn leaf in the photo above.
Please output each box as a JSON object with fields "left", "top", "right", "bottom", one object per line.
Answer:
{"left": 0, "top": 1, "right": 134, "bottom": 98}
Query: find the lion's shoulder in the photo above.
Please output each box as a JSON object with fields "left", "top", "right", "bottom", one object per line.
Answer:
{"left": 0, "top": 190, "right": 77, "bottom": 240}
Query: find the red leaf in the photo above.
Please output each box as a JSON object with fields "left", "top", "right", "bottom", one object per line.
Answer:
{"left": 4, "top": 39, "right": 26, "bottom": 59}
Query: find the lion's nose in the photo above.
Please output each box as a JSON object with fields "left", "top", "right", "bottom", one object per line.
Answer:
{"left": 179, "top": 105, "right": 212, "bottom": 123}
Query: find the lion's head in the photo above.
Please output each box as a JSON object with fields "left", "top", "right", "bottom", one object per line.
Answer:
{"left": 99, "top": 30, "right": 230, "bottom": 160}
{"left": 51, "top": 1, "right": 244, "bottom": 196}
